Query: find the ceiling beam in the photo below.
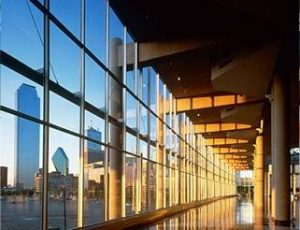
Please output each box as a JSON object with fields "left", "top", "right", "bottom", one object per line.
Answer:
{"left": 122, "top": 38, "right": 221, "bottom": 66}
{"left": 205, "top": 138, "right": 249, "bottom": 146}
{"left": 211, "top": 43, "right": 279, "bottom": 97}
{"left": 176, "top": 94, "right": 264, "bottom": 113}
{"left": 195, "top": 122, "right": 252, "bottom": 134}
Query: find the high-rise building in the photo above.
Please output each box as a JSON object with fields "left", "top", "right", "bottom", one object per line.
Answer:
{"left": 16, "top": 84, "right": 40, "bottom": 190}
{"left": 85, "top": 127, "right": 104, "bottom": 163}
{"left": 0, "top": 166, "right": 8, "bottom": 188}
{"left": 52, "top": 147, "right": 69, "bottom": 176}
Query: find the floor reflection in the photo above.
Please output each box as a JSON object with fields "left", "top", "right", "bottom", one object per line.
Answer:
{"left": 142, "top": 197, "right": 254, "bottom": 229}
{"left": 142, "top": 198, "right": 300, "bottom": 229}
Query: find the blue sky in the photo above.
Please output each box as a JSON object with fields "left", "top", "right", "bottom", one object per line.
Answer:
{"left": 0, "top": 0, "right": 128, "bottom": 185}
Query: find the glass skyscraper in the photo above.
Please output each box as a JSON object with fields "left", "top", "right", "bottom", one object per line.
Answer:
{"left": 52, "top": 147, "right": 69, "bottom": 176}
{"left": 16, "top": 83, "right": 40, "bottom": 190}
{"left": 85, "top": 127, "right": 103, "bottom": 163}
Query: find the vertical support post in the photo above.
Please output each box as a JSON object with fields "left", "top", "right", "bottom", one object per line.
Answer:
{"left": 108, "top": 36, "right": 123, "bottom": 219}
{"left": 254, "top": 135, "right": 264, "bottom": 227}
{"left": 104, "top": 0, "right": 109, "bottom": 221}
{"left": 121, "top": 27, "right": 127, "bottom": 217}
{"left": 78, "top": 0, "right": 86, "bottom": 227}
{"left": 42, "top": 0, "right": 50, "bottom": 229}
{"left": 135, "top": 57, "right": 141, "bottom": 214}
{"left": 271, "top": 74, "right": 290, "bottom": 226}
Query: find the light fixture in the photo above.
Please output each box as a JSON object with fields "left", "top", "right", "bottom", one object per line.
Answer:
{"left": 197, "top": 113, "right": 200, "bottom": 117}
{"left": 177, "top": 76, "right": 181, "bottom": 81}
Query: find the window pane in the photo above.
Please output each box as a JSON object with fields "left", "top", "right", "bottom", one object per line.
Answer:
{"left": 126, "top": 92, "right": 137, "bottom": 130}
{"left": 86, "top": 0, "right": 106, "bottom": 64}
{"left": 149, "top": 67, "right": 157, "bottom": 112}
{"left": 141, "top": 159, "right": 147, "bottom": 212}
{"left": 148, "top": 162, "right": 156, "bottom": 211}
{"left": 140, "top": 105, "right": 148, "bottom": 137}
{"left": 141, "top": 68, "right": 148, "bottom": 105}
{"left": 109, "top": 8, "right": 124, "bottom": 77}
{"left": 84, "top": 140, "right": 105, "bottom": 225}
{"left": 109, "top": 122, "right": 122, "bottom": 149}
{"left": 149, "top": 145, "right": 156, "bottom": 162}
{"left": 109, "top": 77, "right": 123, "bottom": 120}
{"left": 0, "top": 112, "right": 43, "bottom": 229}
{"left": 150, "top": 114, "right": 157, "bottom": 142}
{"left": 50, "top": 23, "right": 80, "bottom": 93}
{"left": 50, "top": 0, "right": 81, "bottom": 38}
{"left": 85, "top": 55, "right": 106, "bottom": 110}
{"left": 126, "top": 132, "right": 136, "bottom": 154}
{"left": 125, "top": 154, "right": 137, "bottom": 216}
{"left": 126, "top": 33, "right": 135, "bottom": 93}
{"left": 165, "top": 166, "right": 170, "bottom": 207}
{"left": 48, "top": 128, "right": 80, "bottom": 229}
{"left": 2, "top": 0, "right": 43, "bottom": 69}
{"left": 50, "top": 91, "right": 80, "bottom": 133}
{"left": 140, "top": 140, "right": 147, "bottom": 158}
{"left": 85, "top": 110, "right": 105, "bottom": 143}
{"left": 1, "top": 66, "right": 43, "bottom": 120}
{"left": 158, "top": 79, "right": 164, "bottom": 119}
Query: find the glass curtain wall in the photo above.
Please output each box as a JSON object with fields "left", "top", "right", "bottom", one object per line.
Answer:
{"left": 0, "top": 0, "right": 236, "bottom": 229}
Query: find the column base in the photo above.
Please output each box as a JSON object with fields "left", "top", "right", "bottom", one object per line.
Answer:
{"left": 274, "top": 219, "right": 290, "bottom": 226}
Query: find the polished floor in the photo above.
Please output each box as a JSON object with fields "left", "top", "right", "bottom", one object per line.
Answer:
{"left": 142, "top": 197, "right": 299, "bottom": 229}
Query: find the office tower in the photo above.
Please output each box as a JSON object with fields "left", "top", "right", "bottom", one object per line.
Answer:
{"left": 16, "top": 84, "right": 40, "bottom": 190}
{"left": 85, "top": 127, "right": 103, "bottom": 163}
{"left": 52, "top": 147, "right": 69, "bottom": 176}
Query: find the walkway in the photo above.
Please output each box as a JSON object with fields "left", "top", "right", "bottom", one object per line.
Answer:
{"left": 141, "top": 197, "right": 299, "bottom": 229}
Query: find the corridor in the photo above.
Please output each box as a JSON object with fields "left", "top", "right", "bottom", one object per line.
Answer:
{"left": 142, "top": 197, "right": 299, "bottom": 229}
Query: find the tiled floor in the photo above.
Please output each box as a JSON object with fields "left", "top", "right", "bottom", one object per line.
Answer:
{"left": 141, "top": 198, "right": 299, "bottom": 229}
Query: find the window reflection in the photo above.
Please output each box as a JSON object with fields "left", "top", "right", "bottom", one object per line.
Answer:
{"left": 0, "top": 112, "right": 43, "bottom": 229}
{"left": 85, "top": 110, "right": 105, "bottom": 143}
{"left": 50, "top": 91, "right": 80, "bottom": 133}
{"left": 83, "top": 140, "right": 105, "bottom": 225}
{"left": 85, "top": 55, "right": 106, "bottom": 110}
{"left": 50, "top": 22, "right": 80, "bottom": 93}
{"left": 48, "top": 128, "right": 80, "bottom": 229}
{"left": 125, "top": 154, "right": 137, "bottom": 215}
{"left": 140, "top": 105, "right": 148, "bottom": 137}
{"left": 50, "top": 0, "right": 81, "bottom": 38}
{"left": 126, "top": 92, "right": 137, "bottom": 130}
{"left": 2, "top": 0, "right": 43, "bottom": 70}
{"left": 85, "top": 0, "right": 106, "bottom": 64}
{"left": 126, "top": 33, "right": 135, "bottom": 93}
{"left": 1, "top": 66, "right": 43, "bottom": 119}
{"left": 126, "top": 132, "right": 137, "bottom": 154}
{"left": 109, "top": 8, "right": 124, "bottom": 78}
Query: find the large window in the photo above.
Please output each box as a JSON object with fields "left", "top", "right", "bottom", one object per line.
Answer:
{"left": 0, "top": 112, "right": 43, "bottom": 229}
{"left": 2, "top": 0, "right": 43, "bottom": 69}
{"left": 0, "top": 0, "right": 236, "bottom": 228}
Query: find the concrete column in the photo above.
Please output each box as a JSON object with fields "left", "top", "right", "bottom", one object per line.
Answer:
{"left": 156, "top": 117, "right": 164, "bottom": 208}
{"left": 108, "top": 38, "right": 123, "bottom": 219}
{"left": 254, "top": 135, "right": 264, "bottom": 226}
{"left": 263, "top": 167, "right": 269, "bottom": 220}
{"left": 271, "top": 74, "right": 290, "bottom": 226}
